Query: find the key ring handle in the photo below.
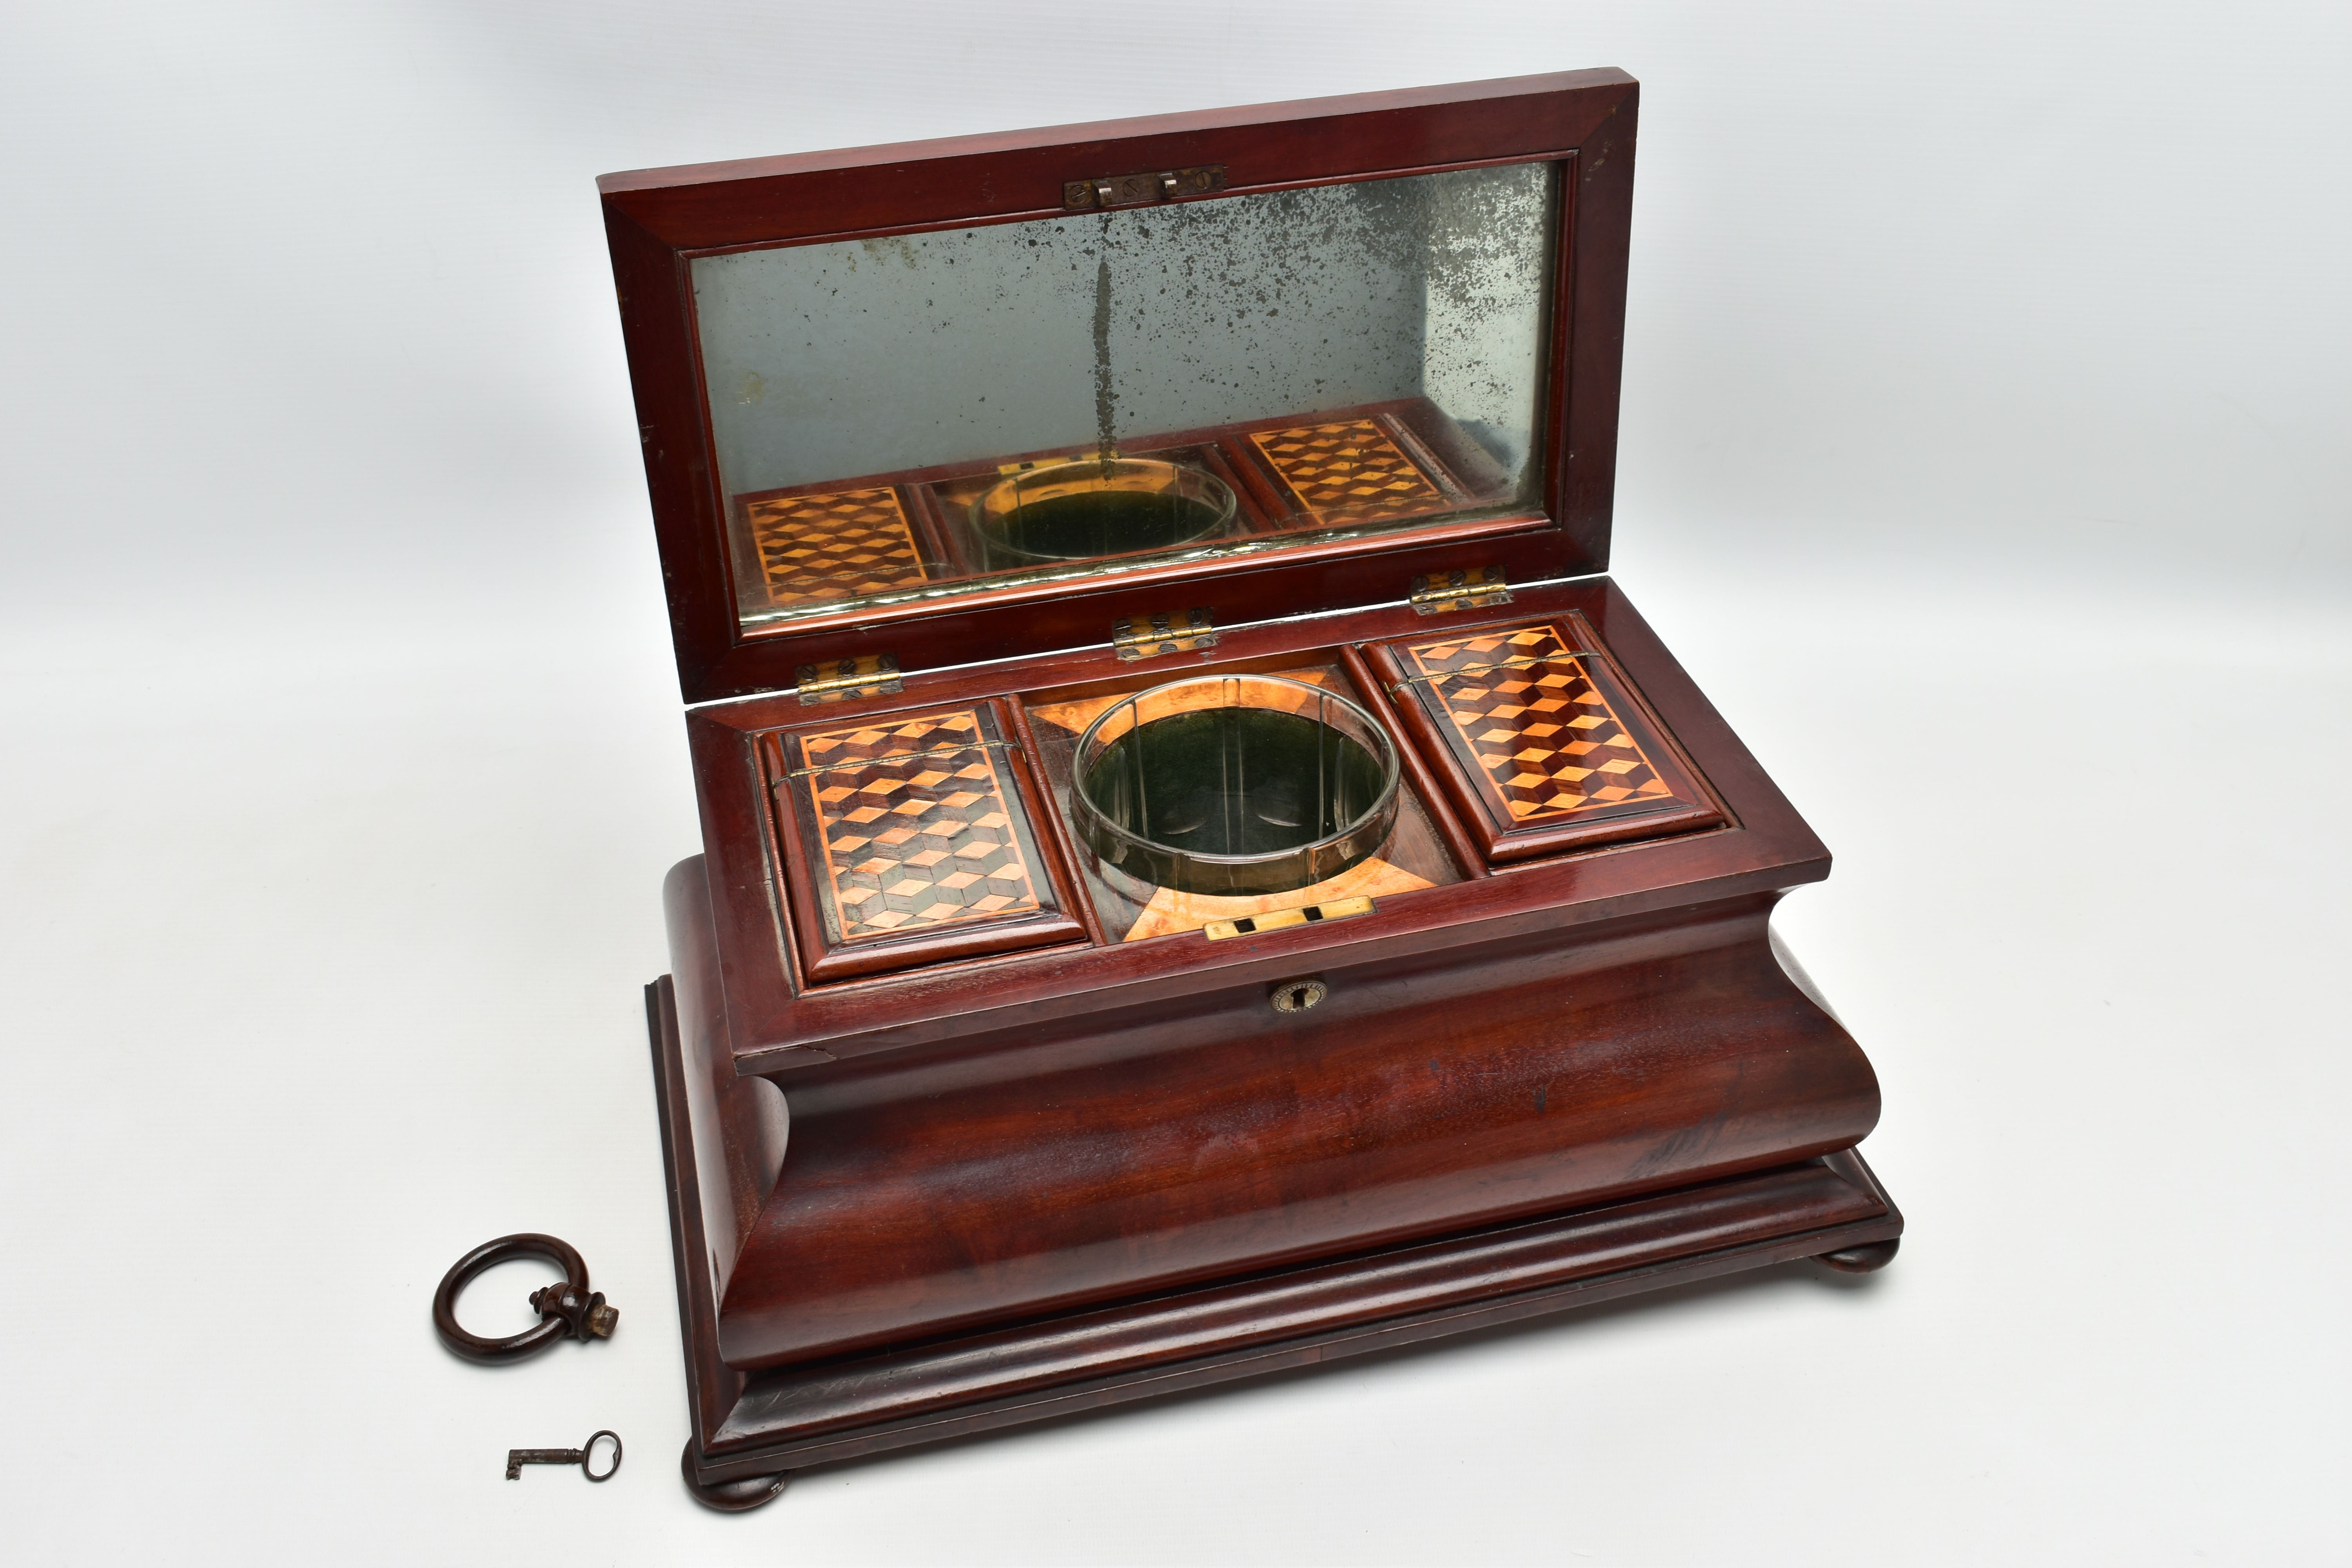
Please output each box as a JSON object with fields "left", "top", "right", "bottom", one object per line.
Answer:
{"left": 433, "top": 1233, "right": 616, "bottom": 1364}
{"left": 582, "top": 1430, "right": 623, "bottom": 1481}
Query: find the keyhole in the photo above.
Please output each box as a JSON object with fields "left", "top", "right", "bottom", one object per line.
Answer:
{"left": 1269, "top": 978, "right": 1327, "bottom": 1013}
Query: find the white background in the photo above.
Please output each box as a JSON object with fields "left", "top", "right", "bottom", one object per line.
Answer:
{"left": 4, "top": 2, "right": 2347, "bottom": 1563}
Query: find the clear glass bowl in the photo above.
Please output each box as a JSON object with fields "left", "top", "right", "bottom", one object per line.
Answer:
{"left": 1072, "top": 673, "right": 1401, "bottom": 897}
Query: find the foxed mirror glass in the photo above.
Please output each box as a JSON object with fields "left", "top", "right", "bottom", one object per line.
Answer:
{"left": 691, "top": 161, "right": 1559, "bottom": 630}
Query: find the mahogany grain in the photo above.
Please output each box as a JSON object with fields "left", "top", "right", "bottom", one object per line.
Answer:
{"left": 715, "top": 893, "right": 1879, "bottom": 1370}
{"left": 649, "top": 858, "right": 1901, "bottom": 1481}
{"left": 611, "top": 72, "right": 1904, "bottom": 1499}
{"left": 601, "top": 70, "right": 1641, "bottom": 703}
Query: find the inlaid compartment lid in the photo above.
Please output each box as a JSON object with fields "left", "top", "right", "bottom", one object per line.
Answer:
{"left": 1368, "top": 615, "right": 1723, "bottom": 863}
{"left": 765, "top": 701, "right": 1084, "bottom": 981}
{"left": 601, "top": 69, "right": 1641, "bottom": 705}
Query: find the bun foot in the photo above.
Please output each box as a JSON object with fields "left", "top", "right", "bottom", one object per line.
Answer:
{"left": 682, "top": 1443, "right": 790, "bottom": 1511}
{"left": 1813, "top": 1238, "right": 1899, "bottom": 1274}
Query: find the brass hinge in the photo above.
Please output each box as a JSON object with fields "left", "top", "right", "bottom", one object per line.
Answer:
{"left": 1409, "top": 567, "right": 1514, "bottom": 616}
{"left": 1063, "top": 165, "right": 1227, "bottom": 211}
{"left": 1111, "top": 608, "right": 1218, "bottom": 663}
{"left": 795, "top": 654, "right": 904, "bottom": 705}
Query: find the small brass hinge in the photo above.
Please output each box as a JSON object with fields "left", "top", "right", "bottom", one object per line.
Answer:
{"left": 1063, "top": 165, "right": 1227, "bottom": 211}
{"left": 1111, "top": 608, "right": 1218, "bottom": 662}
{"left": 795, "top": 654, "right": 904, "bottom": 705}
{"left": 1409, "top": 567, "right": 1514, "bottom": 616}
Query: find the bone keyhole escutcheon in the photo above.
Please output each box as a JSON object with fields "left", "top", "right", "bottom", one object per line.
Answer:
{"left": 1269, "top": 978, "right": 1328, "bottom": 1013}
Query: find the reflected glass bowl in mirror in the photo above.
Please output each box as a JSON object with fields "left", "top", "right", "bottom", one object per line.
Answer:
{"left": 970, "top": 458, "right": 1236, "bottom": 568}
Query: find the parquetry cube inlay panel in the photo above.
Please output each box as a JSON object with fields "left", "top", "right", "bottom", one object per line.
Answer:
{"left": 743, "top": 487, "right": 927, "bottom": 608}
{"left": 1402, "top": 623, "right": 1689, "bottom": 824}
{"left": 1250, "top": 419, "right": 1448, "bottom": 524}
{"left": 785, "top": 708, "right": 1045, "bottom": 942}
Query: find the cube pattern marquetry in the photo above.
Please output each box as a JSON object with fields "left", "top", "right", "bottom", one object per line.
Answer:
{"left": 790, "top": 710, "right": 1044, "bottom": 941}
{"left": 743, "top": 486, "right": 927, "bottom": 607}
{"left": 1406, "top": 623, "right": 1681, "bottom": 822}
{"left": 1250, "top": 419, "right": 1447, "bottom": 523}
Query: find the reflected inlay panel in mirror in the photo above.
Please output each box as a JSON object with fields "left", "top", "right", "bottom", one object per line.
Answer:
{"left": 690, "top": 163, "right": 1559, "bottom": 630}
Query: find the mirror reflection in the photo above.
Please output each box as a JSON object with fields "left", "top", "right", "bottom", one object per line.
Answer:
{"left": 690, "top": 162, "right": 1558, "bottom": 628}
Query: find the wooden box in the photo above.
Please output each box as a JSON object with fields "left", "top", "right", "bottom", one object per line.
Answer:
{"left": 601, "top": 69, "right": 1901, "bottom": 1508}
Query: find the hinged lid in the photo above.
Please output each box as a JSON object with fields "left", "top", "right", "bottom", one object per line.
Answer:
{"left": 601, "top": 69, "right": 1639, "bottom": 705}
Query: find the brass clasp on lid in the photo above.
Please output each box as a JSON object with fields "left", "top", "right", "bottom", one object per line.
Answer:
{"left": 1063, "top": 164, "right": 1227, "bottom": 211}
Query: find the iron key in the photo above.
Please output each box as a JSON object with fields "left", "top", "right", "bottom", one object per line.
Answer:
{"left": 506, "top": 1429, "right": 622, "bottom": 1481}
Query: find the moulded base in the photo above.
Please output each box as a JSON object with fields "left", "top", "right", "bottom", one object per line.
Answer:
{"left": 644, "top": 977, "right": 1902, "bottom": 1508}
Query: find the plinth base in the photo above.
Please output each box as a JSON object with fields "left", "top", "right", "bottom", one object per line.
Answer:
{"left": 645, "top": 977, "right": 1901, "bottom": 1508}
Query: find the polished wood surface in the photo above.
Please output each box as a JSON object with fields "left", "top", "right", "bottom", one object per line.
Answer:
{"left": 686, "top": 578, "right": 1821, "bottom": 1077}
{"left": 716, "top": 891, "right": 1879, "bottom": 1370}
{"left": 651, "top": 576, "right": 1903, "bottom": 1479}
{"left": 649, "top": 860, "right": 1902, "bottom": 1483}
{"left": 718, "top": 1161, "right": 1894, "bottom": 1458}
{"left": 601, "top": 70, "right": 1640, "bottom": 703}
{"left": 618, "top": 72, "right": 1904, "bottom": 1501}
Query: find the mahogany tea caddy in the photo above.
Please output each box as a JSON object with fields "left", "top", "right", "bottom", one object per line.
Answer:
{"left": 601, "top": 68, "right": 1902, "bottom": 1508}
